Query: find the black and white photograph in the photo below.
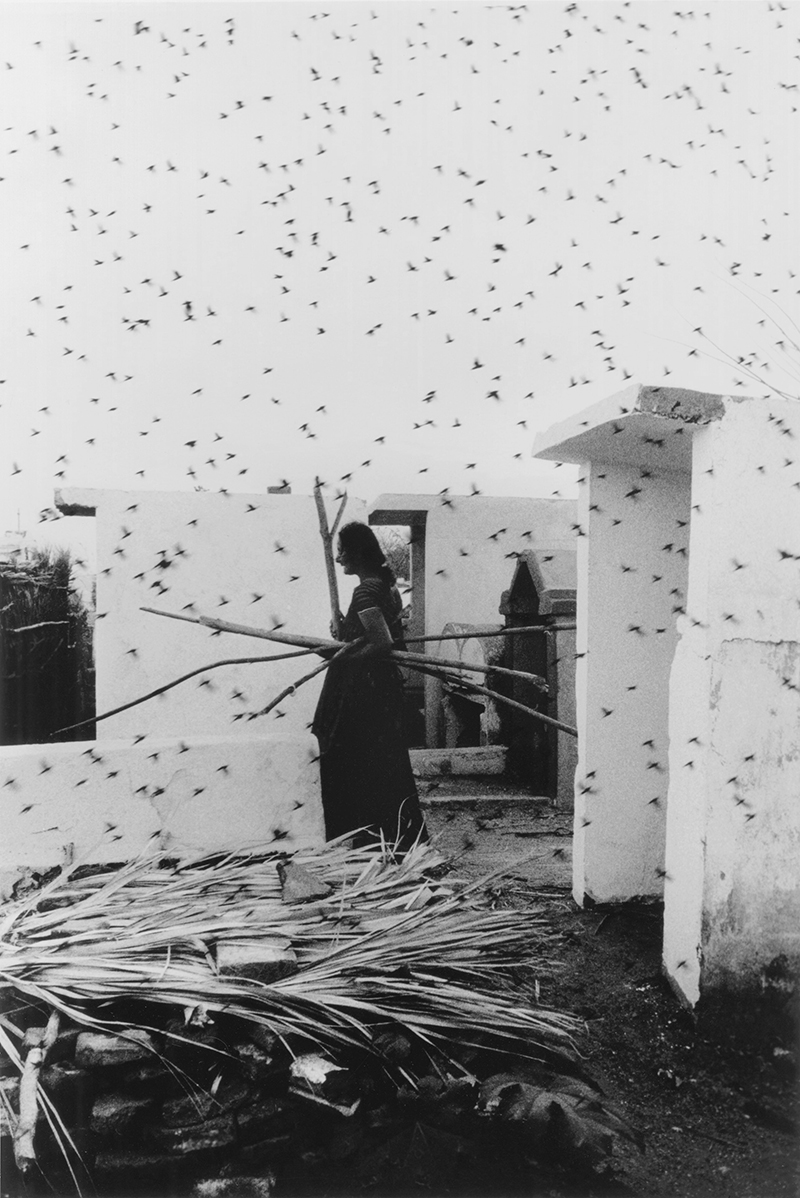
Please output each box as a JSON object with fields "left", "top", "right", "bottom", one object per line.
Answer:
{"left": 0, "top": 2, "right": 798, "bottom": 1196}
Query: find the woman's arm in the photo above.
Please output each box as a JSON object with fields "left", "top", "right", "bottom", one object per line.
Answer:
{"left": 357, "top": 605, "right": 393, "bottom": 650}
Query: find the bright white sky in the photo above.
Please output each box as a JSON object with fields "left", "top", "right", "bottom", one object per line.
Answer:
{"left": 2, "top": 0, "right": 799, "bottom": 567}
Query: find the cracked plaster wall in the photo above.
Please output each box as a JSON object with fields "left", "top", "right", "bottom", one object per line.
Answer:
{"left": 663, "top": 398, "right": 800, "bottom": 1007}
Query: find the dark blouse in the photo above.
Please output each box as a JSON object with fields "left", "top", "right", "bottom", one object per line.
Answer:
{"left": 340, "top": 577, "right": 406, "bottom": 645}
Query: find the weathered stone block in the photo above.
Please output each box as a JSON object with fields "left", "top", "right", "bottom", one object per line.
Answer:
{"left": 51, "top": 1027, "right": 81, "bottom": 1064}
{"left": 277, "top": 860, "right": 332, "bottom": 903}
{"left": 216, "top": 940, "right": 297, "bottom": 983}
{"left": 94, "top": 1145, "right": 192, "bottom": 1183}
{"left": 90, "top": 1091, "right": 158, "bottom": 1137}
{"left": 192, "top": 1175, "right": 275, "bottom": 1198}
{"left": 162, "top": 1078, "right": 250, "bottom": 1127}
{"left": 148, "top": 1112, "right": 237, "bottom": 1154}
{"left": 234, "top": 1042, "right": 281, "bottom": 1083}
{"left": 75, "top": 1029, "right": 155, "bottom": 1068}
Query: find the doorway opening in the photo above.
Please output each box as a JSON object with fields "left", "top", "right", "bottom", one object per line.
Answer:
{"left": 373, "top": 520, "right": 427, "bottom": 748}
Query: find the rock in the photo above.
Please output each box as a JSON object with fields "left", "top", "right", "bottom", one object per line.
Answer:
{"left": 75, "top": 1029, "right": 155, "bottom": 1068}
{"left": 248, "top": 1026, "right": 281, "bottom": 1055}
{"left": 192, "top": 1174, "right": 276, "bottom": 1198}
{"left": 148, "top": 1112, "right": 237, "bottom": 1154}
{"left": 163, "top": 1078, "right": 250, "bottom": 1127}
{"left": 50, "top": 1027, "right": 81, "bottom": 1064}
{"left": 162, "top": 1019, "right": 228, "bottom": 1081}
{"left": 95, "top": 1146, "right": 196, "bottom": 1184}
{"left": 277, "top": 860, "right": 332, "bottom": 903}
{"left": 90, "top": 1091, "right": 158, "bottom": 1137}
{"left": 235, "top": 1042, "right": 282, "bottom": 1083}
{"left": 216, "top": 940, "right": 297, "bottom": 983}
{"left": 373, "top": 1028, "right": 413, "bottom": 1063}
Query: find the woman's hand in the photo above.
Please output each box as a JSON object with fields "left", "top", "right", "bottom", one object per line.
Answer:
{"left": 329, "top": 612, "right": 344, "bottom": 639}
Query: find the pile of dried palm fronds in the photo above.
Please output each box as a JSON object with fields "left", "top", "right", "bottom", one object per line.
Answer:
{"left": 0, "top": 838, "right": 582, "bottom": 1188}
{"left": 1, "top": 838, "right": 577, "bottom": 1059}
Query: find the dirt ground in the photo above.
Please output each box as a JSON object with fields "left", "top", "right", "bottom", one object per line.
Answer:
{"left": 421, "top": 797, "right": 798, "bottom": 1198}
{"left": 490, "top": 884, "right": 799, "bottom": 1198}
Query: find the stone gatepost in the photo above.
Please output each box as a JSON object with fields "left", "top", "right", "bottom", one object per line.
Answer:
{"left": 534, "top": 385, "right": 800, "bottom": 1028}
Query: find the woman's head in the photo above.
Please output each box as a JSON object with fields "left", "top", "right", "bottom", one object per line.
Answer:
{"left": 336, "top": 522, "right": 395, "bottom": 584}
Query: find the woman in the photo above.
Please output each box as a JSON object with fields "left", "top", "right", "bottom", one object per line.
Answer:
{"left": 312, "top": 522, "right": 428, "bottom": 851}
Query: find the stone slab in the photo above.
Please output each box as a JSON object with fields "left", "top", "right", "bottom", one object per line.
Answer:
{"left": 90, "top": 1091, "right": 158, "bottom": 1136}
{"left": 410, "top": 746, "right": 507, "bottom": 777}
{"left": 216, "top": 940, "right": 297, "bottom": 983}
{"left": 76, "top": 1029, "right": 156, "bottom": 1068}
{"left": 163, "top": 1078, "right": 250, "bottom": 1127}
{"left": 149, "top": 1113, "right": 237, "bottom": 1153}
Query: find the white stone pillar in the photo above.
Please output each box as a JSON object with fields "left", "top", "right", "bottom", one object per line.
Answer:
{"left": 663, "top": 397, "right": 800, "bottom": 1013}
{"left": 573, "top": 462, "right": 690, "bottom": 903}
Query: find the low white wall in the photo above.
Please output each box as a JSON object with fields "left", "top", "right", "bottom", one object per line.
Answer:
{"left": 663, "top": 398, "right": 800, "bottom": 1006}
{"left": 572, "top": 463, "right": 690, "bottom": 903}
{"left": 57, "top": 488, "right": 367, "bottom": 741}
{"left": 0, "top": 734, "right": 323, "bottom": 899}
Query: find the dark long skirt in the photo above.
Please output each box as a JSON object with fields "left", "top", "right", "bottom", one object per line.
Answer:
{"left": 312, "top": 656, "right": 427, "bottom": 852}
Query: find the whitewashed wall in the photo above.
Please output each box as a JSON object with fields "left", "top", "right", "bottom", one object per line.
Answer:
{"left": 572, "top": 463, "right": 690, "bottom": 903}
{"left": 0, "top": 734, "right": 323, "bottom": 899}
{"left": 422, "top": 496, "right": 576, "bottom": 638}
{"left": 535, "top": 384, "right": 800, "bottom": 1011}
{"left": 0, "top": 488, "right": 367, "bottom": 895}
{"left": 663, "top": 397, "right": 800, "bottom": 1007}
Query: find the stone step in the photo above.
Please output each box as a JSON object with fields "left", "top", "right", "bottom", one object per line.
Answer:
{"left": 409, "top": 745, "right": 506, "bottom": 777}
{"left": 420, "top": 794, "right": 552, "bottom": 816}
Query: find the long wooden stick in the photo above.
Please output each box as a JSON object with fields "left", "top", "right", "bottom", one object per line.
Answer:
{"left": 246, "top": 646, "right": 351, "bottom": 720}
{"left": 393, "top": 649, "right": 548, "bottom": 693}
{"left": 329, "top": 490, "right": 348, "bottom": 541}
{"left": 141, "top": 606, "right": 343, "bottom": 651}
{"left": 131, "top": 608, "right": 577, "bottom": 736}
{"left": 400, "top": 661, "right": 578, "bottom": 738}
{"left": 50, "top": 648, "right": 321, "bottom": 738}
{"left": 404, "top": 624, "right": 576, "bottom": 645}
{"left": 14, "top": 1010, "right": 60, "bottom": 1176}
{"left": 314, "top": 482, "right": 347, "bottom": 639}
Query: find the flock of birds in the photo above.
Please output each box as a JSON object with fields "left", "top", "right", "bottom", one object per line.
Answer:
{"left": 1, "top": 3, "right": 799, "bottom": 868}
{"left": 2, "top": 0, "right": 799, "bottom": 522}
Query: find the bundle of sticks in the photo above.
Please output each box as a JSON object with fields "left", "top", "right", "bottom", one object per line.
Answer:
{"left": 52, "top": 486, "right": 577, "bottom": 739}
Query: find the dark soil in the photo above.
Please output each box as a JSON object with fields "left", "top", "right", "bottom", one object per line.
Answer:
{"left": 498, "top": 885, "right": 799, "bottom": 1198}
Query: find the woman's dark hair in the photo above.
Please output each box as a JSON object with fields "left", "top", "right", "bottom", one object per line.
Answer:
{"left": 338, "top": 522, "right": 396, "bottom": 586}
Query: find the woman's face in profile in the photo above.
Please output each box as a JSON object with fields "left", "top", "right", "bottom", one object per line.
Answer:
{"left": 336, "top": 541, "right": 356, "bottom": 574}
